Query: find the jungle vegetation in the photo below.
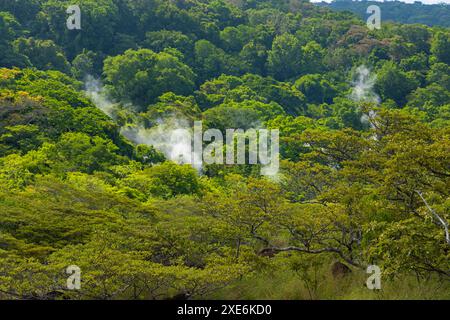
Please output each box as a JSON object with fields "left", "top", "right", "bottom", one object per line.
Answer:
{"left": 0, "top": 0, "right": 449, "bottom": 300}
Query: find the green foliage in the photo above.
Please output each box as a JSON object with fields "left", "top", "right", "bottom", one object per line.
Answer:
{"left": 121, "top": 162, "right": 202, "bottom": 199}
{"left": 294, "top": 74, "right": 337, "bottom": 104}
{"left": 267, "top": 33, "right": 303, "bottom": 81}
{"left": 323, "top": 0, "right": 450, "bottom": 28}
{"left": 197, "top": 74, "right": 306, "bottom": 115}
{"left": 203, "top": 100, "right": 285, "bottom": 130}
{"left": 0, "top": 0, "right": 449, "bottom": 300}
{"left": 42, "top": 0, "right": 121, "bottom": 54}
{"left": 71, "top": 50, "right": 100, "bottom": 79}
{"left": 375, "top": 61, "right": 419, "bottom": 106}
{"left": 0, "top": 12, "right": 28, "bottom": 68}
{"left": 143, "top": 92, "right": 202, "bottom": 123}
{"left": 104, "top": 49, "right": 196, "bottom": 108}
{"left": 193, "top": 40, "right": 231, "bottom": 83}
{"left": 431, "top": 31, "right": 450, "bottom": 64}
{"left": 13, "top": 37, "right": 70, "bottom": 73}
{"left": 44, "top": 132, "right": 126, "bottom": 174}
{"left": 144, "top": 30, "right": 194, "bottom": 61}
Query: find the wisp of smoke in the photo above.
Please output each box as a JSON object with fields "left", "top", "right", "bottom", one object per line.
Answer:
{"left": 85, "top": 78, "right": 278, "bottom": 175}
{"left": 85, "top": 76, "right": 202, "bottom": 170}
{"left": 349, "top": 65, "right": 380, "bottom": 126}
{"left": 350, "top": 65, "right": 380, "bottom": 104}
{"left": 120, "top": 118, "right": 203, "bottom": 171}
{"left": 84, "top": 75, "right": 117, "bottom": 118}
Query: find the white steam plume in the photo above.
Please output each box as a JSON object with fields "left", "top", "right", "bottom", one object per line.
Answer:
{"left": 84, "top": 76, "right": 202, "bottom": 170}
{"left": 349, "top": 65, "right": 380, "bottom": 126}
{"left": 84, "top": 75, "right": 117, "bottom": 118}
{"left": 350, "top": 65, "right": 380, "bottom": 104}
{"left": 120, "top": 119, "right": 203, "bottom": 171}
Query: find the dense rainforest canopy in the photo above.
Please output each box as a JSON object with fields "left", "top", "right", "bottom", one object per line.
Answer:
{"left": 319, "top": 0, "right": 450, "bottom": 28}
{"left": 0, "top": 0, "right": 449, "bottom": 299}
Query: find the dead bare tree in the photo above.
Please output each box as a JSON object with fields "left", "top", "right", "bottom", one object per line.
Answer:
{"left": 416, "top": 190, "right": 450, "bottom": 245}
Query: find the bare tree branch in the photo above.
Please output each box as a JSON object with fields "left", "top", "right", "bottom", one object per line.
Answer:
{"left": 416, "top": 190, "right": 450, "bottom": 245}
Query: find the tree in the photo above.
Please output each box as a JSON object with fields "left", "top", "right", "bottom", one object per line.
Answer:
{"left": 0, "top": 0, "right": 41, "bottom": 25}
{"left": 104, "top": 49, "right": 196, "bottom": 108}
{"left": 294, "top": 74, "right": 337, "bottom": 104}
{"left": 407, "top": 84, "right": 450, "bottom": 115}
{"left": 44, "top": 132, "right": 125, "bottom": 174}
{"left": 239, "top": 40, "right": 268, "bottom": 75}
{"left": 144, "top": 30, "right": 194, "bottom": 61}
{"left": 203, "top": 100, "right": 285, "bottom": 131}
{"left": 203, "top": 175, "right": 286, "bottom": 259}
{"left": 266, "top": 115, "right": 316, "bottom": 161}
{"left": 220, "top": 26, "right": 247, "bottom": 52}
{"left": 42, "top": 0, "right": 120, "bottom": 55}
{"left": 144, "top": 92, "right": 202, "bottom": 123}
{"left": 121, "top": 162, "right": 202, "bottom": 199}
{"left": 427, "top": 62, "right": 450, "bottom": 91}
{"left": 241, "top": 74, "right": 306, "bottom": 115}
{"left": 0, "top": 12, "right": 28, "bottom": 68}
{"left": 301, "top": 41, "right": 325, "bottom": 74}
{"left": 375, "top": 61, "right": 418, "bottom": 106}
{"left": 193, "top": 40, "right": 228, "bottom": 83}
{"left": 0, "top": 125, "right": 42, "bottom": 156}
{"left": 71, "top": 50, "right": 100, "bottom": 79}
{"left": 431, "top": 31, "right": 450, "bottom": 65}
{"left": 0, "top": 68, "right": 94, "bottom": 109}
{"left": 13, "top": 37, "right": 70, "bottom": 73}
{"left": 1, "top": 0, "right": 450, "bottom": 300}
{"left": 267, "top": 33, "right": 303, "bottom": 81}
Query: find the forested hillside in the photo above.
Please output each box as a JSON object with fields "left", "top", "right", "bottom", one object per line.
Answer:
{"left": 319, "top": 0, "right": 450, "bottom": 28}
{"left": 0, "top": 0, "right": 449, "bottom": 300}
